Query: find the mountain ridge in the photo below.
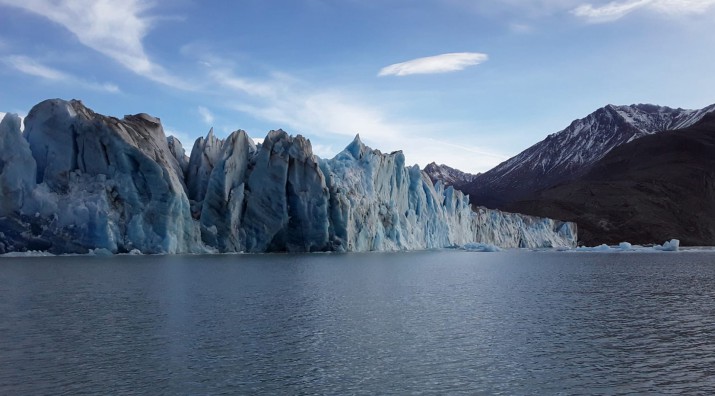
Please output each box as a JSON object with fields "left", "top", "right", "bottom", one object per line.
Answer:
{"left": 442, "top": 102, "right": 715, "bottom": 209}
{"left": 506, "top": 111, "right": 715, "bottom": 245}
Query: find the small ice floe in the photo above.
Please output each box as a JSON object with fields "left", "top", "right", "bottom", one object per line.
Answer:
{"left": 87, "top": 248, "right": 114, "bottom": 256}
{"left": 0, "top": 250, "right": 55, "bottom": 257}
{"left": 462, "top": 242, "right": 502, "bottom": 252}
{"left": 654, "top": 239, "right": 680, "bottom": 252}
{"left": 573, "top": 239, "right": 680, "bottom": 252}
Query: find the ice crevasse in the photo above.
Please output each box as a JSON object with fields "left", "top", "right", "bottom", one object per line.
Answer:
{"left": 0, "top": 99, "right": 577, "bottom": 254}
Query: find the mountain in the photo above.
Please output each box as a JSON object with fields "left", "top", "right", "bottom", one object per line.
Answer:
{"left": 506, "top": 111, "right": 715, "bottom": 246}
{"left": 0, "top": 99, "right": 576, "bottom": 254}
{"left": 458, "top": 103, "right": 715, "bottom": 208}
{"left": 423, "top": 162, "right": 479, "bottom": 187}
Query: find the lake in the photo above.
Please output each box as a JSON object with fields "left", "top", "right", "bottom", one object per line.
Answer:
{"left": 1, "top": 250, "right": 715, "bottom": 394}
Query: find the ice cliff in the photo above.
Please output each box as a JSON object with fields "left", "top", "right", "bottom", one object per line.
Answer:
{"left": 0, "top": 99, "right": 577, "bottom": 254}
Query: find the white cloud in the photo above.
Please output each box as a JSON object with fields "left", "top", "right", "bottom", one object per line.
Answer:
{"left": 0, "top": 0, "right": 188, "bottom": 89}
{"left": 197, "top": 106, "right": 214, "bottom": 125}
{"left": 378, "top": 52, "right": 488, "bottom": 77}
{"left": 446, "top": 0, "right": 715, "bottom": 22}
{"left": 5, "top": 55, "right": 66, "bottom": 80}
{"left": 572, "top": 0, "right": 715, "bottom": 22}
{"left": 3, "top": 55, "right": 120, "bottom": 93}
{"left": 653, "top": 0, "right": 715, "bottom": 13}
{"left": 509, "top": 22, "right": 534, "bottom": 33}
{"left": 177, "top": 43, "right": 505, "bottom": 172}
{"left": 572, "top": 0, "right": 653, "bottom": 21}
{"left": 214, "top": 67, "right": 505, "bottom": 172}
{"left": 445, "top": 0, "right": 581, "bottom": 19}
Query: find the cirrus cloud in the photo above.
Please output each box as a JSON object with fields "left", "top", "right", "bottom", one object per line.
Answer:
{"left": 572, "top": 0, "right": 715, "bottom": 23}
{"left": 3, "top": 55, "right": 120, "bottom": 93}
{"left": 572, "top": 0, "right": 651, "bottom": 22}
{"left": 197, "top": 106, "right": 214, "bottom": 125}
{"left": 0, "top": 0, "right": 189, "bottom": 89}
{"left": 378, "top": 52, "right": 488, "bottom": 77}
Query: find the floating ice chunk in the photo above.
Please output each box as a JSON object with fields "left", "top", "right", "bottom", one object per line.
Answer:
{"left": 575, "top": 244, "right": 612, "bottom": 251}
{"left": 655, "top": 239, "right": 679, "bottom": 252}
{"left": 463, "top": 242, "right": 502, "bottom": 252}
{"left": 618, "top": 242, "right": 633, "bottom": 250}
{"left": 0, "top": 250, "right": 55, "bottom": 257}
{"left": 88, "top": 248, "right": 113, "bottom": 256}
{"left": 573, "top": 239, "right": 680, "bottom": 252}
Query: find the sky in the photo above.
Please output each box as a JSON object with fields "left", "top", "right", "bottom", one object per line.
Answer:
{"left": 1, "top": 0, "right": 714, "bottom": 173}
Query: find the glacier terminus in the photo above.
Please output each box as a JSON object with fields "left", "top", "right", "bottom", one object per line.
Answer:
{"left": 0, "top": 99, "right": 577, "bottom": 254}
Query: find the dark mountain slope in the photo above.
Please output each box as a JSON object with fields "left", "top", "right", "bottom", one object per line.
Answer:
{"left": 506, "top": 112, "right": 715, "bottom": 246}
{"left": 461, "top": 103, "right": 714, "bottom": 208}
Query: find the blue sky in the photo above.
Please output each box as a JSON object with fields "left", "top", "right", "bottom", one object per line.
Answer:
{"left": 1, "top": 0, "right": 714, "bottom": 173}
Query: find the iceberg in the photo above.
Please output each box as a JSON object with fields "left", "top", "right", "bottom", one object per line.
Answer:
{"left": 655, "top": 239, "right": 680, "bottom": 252}
{"left": 0, "top": 99, "right": 578, "bottom": 255}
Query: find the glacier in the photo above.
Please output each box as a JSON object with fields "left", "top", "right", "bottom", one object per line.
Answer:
{"left": 0, "top": 99, "right": 577, "bottom": 254}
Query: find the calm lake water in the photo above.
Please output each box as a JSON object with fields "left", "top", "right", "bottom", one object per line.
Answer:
{"left": 1, "top": 250, "right": 715, "bottom": 395}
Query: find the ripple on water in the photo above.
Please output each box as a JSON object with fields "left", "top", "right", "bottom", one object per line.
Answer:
{"left": 1, "top": 251, "right": 714, "bottom": 394}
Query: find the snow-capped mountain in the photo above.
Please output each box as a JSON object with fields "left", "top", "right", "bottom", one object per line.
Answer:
{"left": 0, "top": 99, "right": 576, "bottom": 254}
{"left": 423, "top": 162, "right": 479, "bottom": 187}
{"left": 459, "top": 103, "right": 715, "bottom": 208}
{"left": 506, "top": 110, "right": 715, "bottom": 246}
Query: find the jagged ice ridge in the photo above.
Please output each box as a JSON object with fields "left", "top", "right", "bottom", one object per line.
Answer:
{"left": 0, "top": 99, "right": 577, "bottom": 254}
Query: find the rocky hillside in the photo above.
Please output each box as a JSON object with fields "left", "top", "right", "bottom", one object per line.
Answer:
{"left": 461, "top": 103, "right": 715, "bottom": 208}
{"left": 423, "top": 162, "right": 478, "bottom": 187}
{"left": 506, "top": 111, "right": 715, "bottom": 246}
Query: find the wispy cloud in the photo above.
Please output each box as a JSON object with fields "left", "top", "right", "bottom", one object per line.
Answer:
{"left": 4, "top": 55, "right": 66, "bottom": 80}
{"left": 1, "top": 1, "right": 506, "bottom": 172}
{"left": 447, "top": 0, "right": 715, "bottom": 22}
{"left": 572, "top": 0, "right": 715, "bottom": 22}
{"left": 208, "top": 64, "right": 505, "bottom": 172}
{"left": 3, "top": 55, "right": 119, "bottom": 93}
{"left": 509, "top": 22, "right": 534, "bottom": 33}
{"left": 572, "top": 0, "right": 653, "bottom": 21}
{"left": 444, "top": 0, "right": 573, "bottom": 18}
{"left": 378, "top": 52, "right": 489, "bottom": 77}
{"left": 197, "top": 106, "right": 214, "bottom": 125}
{"left": 208, "top": 69, "right": 281, "bottom": 98}
{"left": 0, "top": 0, "right": 188, "bottom": 89}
